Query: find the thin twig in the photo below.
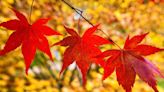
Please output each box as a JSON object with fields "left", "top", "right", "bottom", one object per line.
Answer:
{"left": 29, "top": 0, "right": 35, "bottom": 24}
{"left": 62, "top": 0, "right": 92, "bottom": 25}
{"left": 61, "top": 0, "right": 122, "bottom": 49}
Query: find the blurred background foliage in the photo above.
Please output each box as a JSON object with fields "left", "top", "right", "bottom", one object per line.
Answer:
{"left": 0, "top": 0, "right": 164, "bottom": 92}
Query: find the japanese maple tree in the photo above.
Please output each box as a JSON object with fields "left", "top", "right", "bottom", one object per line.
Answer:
{"left": 0, "top": 9, "right": 60, "bottom": 74}
{"left": 97, "top": 33, "right": 164, "bottom": 92}
{"left": 0, "top": 0, "right": 163, "bottom": 91}
{"left": 53, "top": 25, "right": 112, "bottom": 85}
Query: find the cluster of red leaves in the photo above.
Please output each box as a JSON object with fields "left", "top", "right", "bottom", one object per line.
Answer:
{"left": 0, "top": 9, "right": 163, "bottom": 92}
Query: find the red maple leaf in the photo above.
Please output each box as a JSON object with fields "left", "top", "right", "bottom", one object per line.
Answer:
{"left": 97, "top": 33, "right": 164, "bottom": 92}
{"left": 0, "top": 9, "right": 60, "bottom": 74}
{"left": 53, "top": 25, "right": 112, "bottom": 85}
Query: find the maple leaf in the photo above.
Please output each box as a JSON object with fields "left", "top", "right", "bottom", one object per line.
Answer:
{"left": 97, "top": 33, "right": 164, "bottom": 92}
{"left": 53, "top": 25, "right": 112, "bottom": 85}
{"left": 0, "top": 9, "right": 60, "bottom": 74}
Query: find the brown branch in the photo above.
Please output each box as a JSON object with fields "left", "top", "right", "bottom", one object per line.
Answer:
{"left": 61, "top": 0, "right": 122, "bottom": 49}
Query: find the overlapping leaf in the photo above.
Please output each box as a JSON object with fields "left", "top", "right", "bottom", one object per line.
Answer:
{"left": 53, "top": 25, "right": 112, "bottom": 85}
{"left": 0, "top": 9, "right": 60, "bottom": 74}
{"left": 97, "top": 33, "right": 164, "bottom": 92}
